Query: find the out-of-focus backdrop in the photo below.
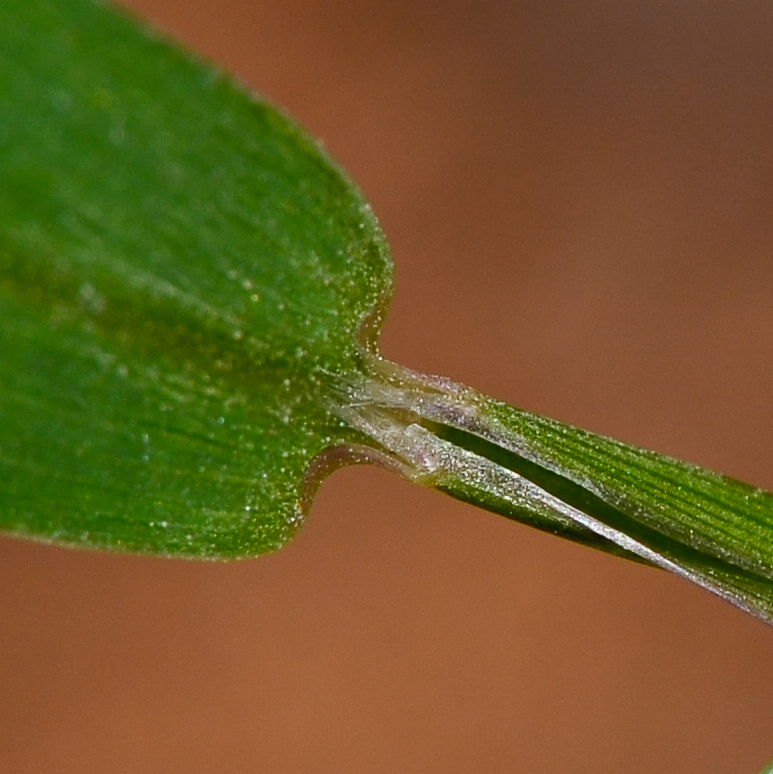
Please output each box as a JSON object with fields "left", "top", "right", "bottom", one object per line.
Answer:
{"left": 3, "top": 1, "right": 773, "bottom": 771}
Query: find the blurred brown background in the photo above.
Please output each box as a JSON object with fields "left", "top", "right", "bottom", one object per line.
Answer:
{"left": 3, "top": 0, "right": 773, "bottom": 771}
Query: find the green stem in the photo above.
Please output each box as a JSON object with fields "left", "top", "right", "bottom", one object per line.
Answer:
{"left": 331, "top": 356, "right": 773, "bottom": 625}
{"left": 758, "top": 757, "right": 773, "bottom": 774}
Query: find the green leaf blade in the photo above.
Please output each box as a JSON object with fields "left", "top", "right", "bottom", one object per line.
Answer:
{"left": 0, "top": 0, "right": 391, "bottom": 557}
